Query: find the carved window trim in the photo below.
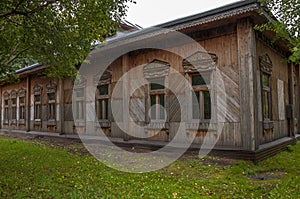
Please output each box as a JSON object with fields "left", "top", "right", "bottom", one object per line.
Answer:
{"left": 143, "top": 60, "right": 170, "bottom": 129}
{"left": 183, "top": 52, "right": 217, "bottom": 131}
{"left": 259, "top": 54, "right": 273, "bottom": 130}
{"left": 183, "top": 51, "right": 218, "bottom": 73}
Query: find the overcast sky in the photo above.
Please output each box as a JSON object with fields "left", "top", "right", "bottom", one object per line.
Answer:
{"left": 126, "top": 0, "right": 240, "bottom": 28}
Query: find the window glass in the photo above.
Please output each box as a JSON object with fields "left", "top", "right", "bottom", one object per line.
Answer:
{"left": 99, "top": 85, "right": 109, "bottom": 95}
{"left": 48, "top": 92, "right": 55, "bottom": 101}
{"left": 150, "top": 79, "right": 164, "bottom": 90}
{"left": 192, "top": 74, "right": 210, "bottom": 86}
{"left": 203, "top": 91, "right": 211, "bottom": 119}
{"left": 262, "top": 73, "right": 270, "bottom": 87}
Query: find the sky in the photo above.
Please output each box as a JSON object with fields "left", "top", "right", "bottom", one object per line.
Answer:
{"left": 126, "top": 0, "right": 241, "bottom": 28}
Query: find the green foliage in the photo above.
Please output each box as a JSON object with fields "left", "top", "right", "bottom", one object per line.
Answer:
{"left": 0, "top": 138, "right": 299, "bottom": 198}
{"left": 259, "top": 0, "right": 300, "bottom": 64}
{"left": 0, "top": 0, "right": 134, "bottom": 79}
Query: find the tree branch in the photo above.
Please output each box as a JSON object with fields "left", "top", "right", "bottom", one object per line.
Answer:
{"left": 0, "top": 0, "right": 58, "bottom": 19}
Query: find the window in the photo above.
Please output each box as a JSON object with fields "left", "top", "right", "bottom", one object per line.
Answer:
{"left": 3, "top": 92, "right": 9, "bottom": 122}
{"left": 11, "top": 90, "right": 17, "bottom": 121}
{"left": 11, "top": 98, "right": 17, "bottom": 120}
{"left": 34, "top": 94, "right": 42, "bottom": 120}
{"left": 19, "top": 97, "right": 25, "bottom": 120}
{"left": 18, "top": 88, "right": 26, "bottom": 121}
{"left": 149, "top": 79, "right": 166, "bottom": 120}
{"left": 262, "top": 73, "right": 272, "bottom": 120}
{"left": 75, "top": 88, "right": 85, "bottom": 120}
{"left": 47, "top": 92, "right": 56, "bottom": 120}
{"left": 259, "top": 54, "right": 273, "bottom": 123}
{"left": 33, "top": 84, "right": 43, "bottom": 121}
{"left": 97, "top": 84, "right": 109, "bottom": 120}
{"left": 46, "top": 81, "right": 57, "bottom": 122}
{"left": 191, "top": 73, "right": 211, "bottom": 120}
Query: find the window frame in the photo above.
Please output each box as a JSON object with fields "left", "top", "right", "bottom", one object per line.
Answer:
{"left": 46, "top": 81, "right": 57, "bottom": 123}
{"left": 96, "top": 84, "right": 110, "bottom": 121}
{"left": 148, "top": 78, "right": 166, "bottom": 122}
{"left": 3, "top": 92, "right": 10, "bottom": 124}
{"left": 259, "top": 54, "right": 273, "bottom": 130}
{"left": 10, "top": 90, "right": 17, "bottom": 123}
{"left": 74, "top": 87, "right": 85, "bottom": 121}
{"left": 190, "top": 73, "right": 212, "bottom": 122}
{"left": 33, "top": 84, "right": 43, "bottom": 122}
{"left": 18, "top": 88, "right": 26, "bottom": 123}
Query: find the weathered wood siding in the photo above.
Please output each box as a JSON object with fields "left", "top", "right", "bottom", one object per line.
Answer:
{"left": 106, "top": 27, "right": 242, "bottom": 147}
{"left": 256, "top": 35, "right": 290, "bottom": 145}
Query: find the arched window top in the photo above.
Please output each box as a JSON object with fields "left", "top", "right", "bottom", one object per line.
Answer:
{"left": 3, "top": 91, "right": 10, "bottom": 99}
{"left": 46, "top": 81, "right": 57, "bottom": 93}
{"left": 33, "top": 84, "right": 43, "bottom": 95}
{"left": 259, "top": 54, "right": 273, "bottom": 74}
{"left": 11, "top": 90, "right": 17, "bottom": 98}
{"left": 94, "top": 70, "right": 112, "bottom": 86}
{"left": 143, "top": 59, "right": 170, "bottom": 79}
{"left": 183, "top": 51, "right": 217, "bottom": 73}
{"left": 18, "top": 88, "right": 26, "bottom": 97}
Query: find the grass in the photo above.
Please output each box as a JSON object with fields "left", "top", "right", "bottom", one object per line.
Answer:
{"left": 0, "top": 138, "right": 299, "bottom": 198}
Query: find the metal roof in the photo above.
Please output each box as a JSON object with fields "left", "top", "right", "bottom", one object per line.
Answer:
{"left": 14, "top": 0, "right": 263, "bottom": 75}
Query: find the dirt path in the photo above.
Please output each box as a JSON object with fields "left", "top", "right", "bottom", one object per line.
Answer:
{"left": 0, "top": 131, "right": 238, "bottom": 166}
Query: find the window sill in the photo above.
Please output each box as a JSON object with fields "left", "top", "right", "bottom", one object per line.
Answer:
{"left": 18, "top": 119, "right": 25, "bottom": 124}
{"left": 47, "top": 120, "right": 56, "bottom": 126}
{"left": 186, "top": 121, "right": 216, "bottom": 131}
{"left": 96, "top": 120, "right": 111, "bottom": 128}
{"left": 146, "top": 122, "right": 169, "bottom": 130}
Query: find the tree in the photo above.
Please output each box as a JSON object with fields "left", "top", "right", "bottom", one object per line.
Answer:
{"left": 0, "top": 0, "right": 134, "bottom": 80}
{"left": 259, "top": 0, "right": 300, "bottom": 64}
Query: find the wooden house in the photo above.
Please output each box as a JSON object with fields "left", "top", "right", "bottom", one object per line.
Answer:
{"left": 1, "top": 0, "right": 299, "bottom": 161}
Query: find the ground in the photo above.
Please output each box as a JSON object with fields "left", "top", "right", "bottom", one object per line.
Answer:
{"left": 0, "top": 132, "right": 299, "bottom": 198}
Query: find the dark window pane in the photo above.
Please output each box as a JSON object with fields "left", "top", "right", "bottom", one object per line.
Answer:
{"left": 99, "top": 85, "right": 109, "bottom": 95}
{"left": 20, "top": 107, "right": 25, "bottom": 119}
{"left": 76, "top": 89, "right": 84, "bottom": 98}
{"left": 35, "top": 104, "right": 41, "bottom": 119}
{"left": 203, "top": 91, "right": 211, "bottom": 119}
{"left": 98, "top": 99, "right": 109, "bottom": 120}
{"left": 192, "top": 91, "right": 200, "bottom": 119}
{"left": 19, "top": 97, "right": 25, "bottom": 104}
{"left": 4, "top": 100, "right": 8, "bottom": 106}
{"left": 104, "top": 99, "right": 108, "bottom": 120}
{"left": 150, "top": 79, "right": 164, "bottom": 90}
{"left": 48, "top": 93, "right": 55, "bottom": 101}
{"left": 12, "top": 98, "right": 16, "bottom": 105}
{"left": 76, "top": 101, "right": 84, "bottom": 120}
{"left": 263, "top": 91, "right": 270, "bottom": 119}
{"left": 192, "top": 74, "right": 210, "bottom": 86}
{"left": 12, "top": 107, "right": 16, "bottom": 119}
{"left": 150, "top": 95, "right": 156, "bottom": 119}
{"left": 262, "top": 73, "right": 270, "bottom": 87}
{"left": 159, "top": 94, "right": 165, "bottom": 119}
{"left": 35, "top": 95, "right": 41, "bottom": 102}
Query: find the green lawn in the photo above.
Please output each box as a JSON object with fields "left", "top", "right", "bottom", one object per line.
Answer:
{"left": 0, "top": 138, "right": 299, "bottom": 198}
